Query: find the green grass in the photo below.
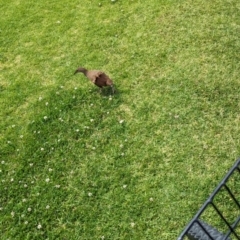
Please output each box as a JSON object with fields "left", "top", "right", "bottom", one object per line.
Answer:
{"left": 1, "top": 0, "right": 240, "bottom": 239}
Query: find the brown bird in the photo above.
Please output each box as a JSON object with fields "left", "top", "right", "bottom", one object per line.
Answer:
{"left": 74, "top": 67, "right": 115, "bottom": 94}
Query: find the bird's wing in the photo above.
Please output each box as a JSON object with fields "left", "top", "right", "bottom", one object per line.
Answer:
{"left": 87, "top": 70, "right": 103, "bottom": 83}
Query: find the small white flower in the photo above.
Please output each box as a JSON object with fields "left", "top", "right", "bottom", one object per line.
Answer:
{"left": 60, "top": 85, "right": 64, "bottom": 89}
{"left": 24, "top": 221, "right": 28, "bottom": 225}
{"left": 43, "top": 116, "right": 48, "bottom": 120}
{"left": 45, "top": 178, "right": 50, "bottom": 183}
{"left": 76, "top": 129, "right": 79, "bottom": 132}
{"left": 29, "top": 163, "right": 33, "bottom": 167}
{"left": 12, "top": 124, "right": 16, "bottom": 128}
{"left": 119, "top": 120, "right": 124, "bottom": 124}
{"left": 56, "top": 20, "right": 61, "bottom": 24}
{"left": 10, "top": 178, "right": 14, "bottom": 182}
{"left": 37, "top": 224, "right": 42, "bottom": 229}
{"left": 100, "top": 236, "right": 105, "bottom": 240}
{"left": 88, "top": 192, "right": 93, "bottom": 197}
{"left": 73, "top": 95, "right": 76, "bottom": 99}
{"left": 46, "top": 205, "right": 50, "bottom": 209}
{"left": 130, "top": 222, "right": 135, "bottom": 228}
{"left": 1, "top": 161, "right": 5, "bottom": 164}
{"left": 45, "top": 102, "right": 49, "bottom": 106}
{"left": 48, "top": 168, "right": 53, "bottom": 172}
{"left": 121, "top": 153, "right": 125, "bottom": 156}
{"left": 24, "top": 184, "right": 28, "bottom": 188}
{"left": 120, "top": 144, "right": 123, "bottom": 148}
{"left": 39, "top": 96, "right": 42, "bottom": 101}
{"left": 123, "top": 185, "right": 127, "bottom": 189}
{"left": 7, "top": 141, "right": 11, "bottom": 144}
{"left": 90, "top": 119, "right": 94, "bottom": 122}
{"left": 92, "top": 147, "right": 96, "bottom": 150}
{"left": 90, "top": 103, "right": 93, "bottom": 106}
{"left": 0, "top": 207, "right": 3, "bottom": 211}
{"left": 28, "top": 207, "right": 32, "bottom": 212}
{"left": 55, "top": 184, "right": 60, "bottom": 188}
{"left": 40, "top": 148, "right": 44, "bottom": 151}
{"left": 22, "top": 199, "right": 27, "bottom": 202}
{"left": 109, "top": 97, "right": 112, "bottom": 101}
{"left": 107, "top": 111, "right": 109, "bottom": 114}
{"left": 20, "top": 135, "right": 23, "bottom": 138}
{"left": 149, "top": 197, "right": 154, "bottom": 202}
{"left": 74, "top": 87, "right": 78, "bottom": 90}
{"left": 11, "top": 211, "right": 15, "bottom": 217}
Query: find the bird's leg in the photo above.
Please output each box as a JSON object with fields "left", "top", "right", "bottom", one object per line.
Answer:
{"left": 111, "top": 85, "right": 115, "bottom": 94}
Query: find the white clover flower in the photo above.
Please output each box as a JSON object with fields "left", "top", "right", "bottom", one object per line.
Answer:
{"left": 40, "top": 148, "right": 44, "bottom": 151}
{"left": 55, "top": 184, "right": 60, "bottom": 188}
{"left": 123, "top": 185, "right": 127, "bottom": 189}
{"left": 119, "top": 120, "right": 124, "bottom": 124}
{"left": 46, "top": 205, "right": 50, "bottom": 209}
{"left": 10, "top": 178, "right": 14, "bottom": 182}
{"left": 24, "top": 221, "right": 28, "bottom": 225}
{"left": 45, "top": 102, "right": 49, "bottom": 106}
{"left": 45, "top": 178, "right": 50, "bottom": 183}
{"left": 92, "top": 147, "right": 96, "bottom": 150}
{"left": 88, "top": 192, "right": 93, "bottom": 197}
{"left": 37, "top": 224, "right": 42, "bottom": 229}
{"left": 90, "top": 119, "right": 94, "bottom": 122}
{"left": 20, "top": 135, "right": 23, "bottom": 138}
{"left": 121, "top": 153, "right": 125, "bottom": 156}
{"left": 24, "top": 184, "right": 28, "bottom": 188}
{"left": 149, "top": 197, "right": 154, "bottom": 202}
{"left": 27, "top": 207, "right": 32, "bottom": 212}
{"left": 1, "top": 161, "right": 5, "bottom": 164}
{"left": 120, "top": 144, "right": 123, "bottom": 148}
{"left": 43, "top": 116, "right": 48, "bottom": 120}
{"left": 74, "top": 87, "right": 78, "bottom": 90}
{"left": 109, "top": 97, "right": 112, "bottom": 101}
{"left": 48, "top": 168, "right": 53, "bottom": 172}
{"left": 130, "top": 222, "right": 135, "bottom": 228}
{"left": 90, "top": 103, "right": 93, "bottom": 106}
{"left": 29, "top": 163, "right": 33, "bottom": 167}
{"left": 12, "top": 124, "right": 16, "bottom": 128}
{"left": 39, "top": 96, "right": 43, "bottom": 101}
{"left": 11, "top": 211, "right": 15, "bottom": 217}
{"left": 76, "top": 129, "right": 79, "bottom": 132}
{"left": 22, "top": 199, "right": 27, "bottom": 202}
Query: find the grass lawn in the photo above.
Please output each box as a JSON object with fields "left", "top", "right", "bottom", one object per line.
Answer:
{"left": 0, "top": 0, "right": 240, "bottom": 239}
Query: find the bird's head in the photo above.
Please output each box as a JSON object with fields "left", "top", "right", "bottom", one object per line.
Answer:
{"left": 74, "top": 67, "right": 87, "bottom": 75}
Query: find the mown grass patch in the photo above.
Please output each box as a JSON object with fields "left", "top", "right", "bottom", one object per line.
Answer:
{"left": 0, "top": 0, "right": 240, "bottom": 239}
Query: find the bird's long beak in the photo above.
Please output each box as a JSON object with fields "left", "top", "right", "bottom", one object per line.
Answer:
{"left": 74, "top": 69, "right": 79, "bottom": 75}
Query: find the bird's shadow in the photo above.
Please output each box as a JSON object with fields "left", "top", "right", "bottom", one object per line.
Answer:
{"left": 98, "top": 86, "right": 119, "bottom": 97}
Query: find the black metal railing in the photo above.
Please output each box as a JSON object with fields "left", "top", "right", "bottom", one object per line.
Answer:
{"left": 178, "top": 158, "right": 240, "bottom": 240}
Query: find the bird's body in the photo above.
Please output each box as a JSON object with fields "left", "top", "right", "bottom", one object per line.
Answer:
{"left": 74, "top": 67, "right": 115, "bottom": 94}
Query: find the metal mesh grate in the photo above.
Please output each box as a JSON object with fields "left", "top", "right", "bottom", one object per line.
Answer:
{"left": 178, "top": 159, "right": 240, "bottom": 240}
